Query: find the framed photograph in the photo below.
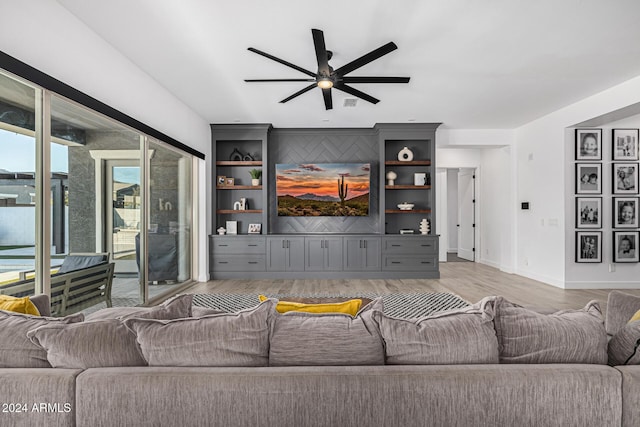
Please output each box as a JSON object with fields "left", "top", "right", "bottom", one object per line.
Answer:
{"left": 225, "top": 220, "right": 237, "bottom": 235}
{"left": 575, "top": 163, "right": 602, "bottom": 194}
{"left": 576, "top": 197, "right": 602, "bottom": 229}
{"left": 225, "top": 177, "right": 235, "bottom": 186}
{"left": 613, "top": 129, "right": 639, "bottom": 161}
{"left": 575, "top": 129, "right": 602, "bottom": 160}
{"left": 414, "top": 173, "right": 427, "bottom": 186}
{"left": 613, "top": 231, "right": 639, "bottom": 263}
{"left": 576, "top": 231, "right": 602, "bottom": 263}
{"left": 613, "top": 163, "right": 639, "bottom": 194}
{"left": 217, "top": 176, "right": 226, "bottom": 186}
{"left": 248, "top": 223, "right": 262, "bottom": 234}
{"left": 613, "top": 197, "right": 639, "bottom": 228}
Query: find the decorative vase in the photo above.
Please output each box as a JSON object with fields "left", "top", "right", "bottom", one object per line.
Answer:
{"left": 419, "top": 218, "right": 430, "bottom": 235}
{"left": 386, "top": 171, "right": 397, "bottom": 186}
{"left": 252, "top": 178, "right": 260, "bottom": 186}
{"left": 398, "top": 147, "right": 414, "bottom": 162}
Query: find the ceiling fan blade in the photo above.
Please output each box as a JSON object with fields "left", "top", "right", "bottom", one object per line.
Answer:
{"left": 334, "top": 42, "right": 398, "bottom": 76}
{"left": 334, "top": 83, "right": 379, "bottom": 104}
{"left": 280, "top": 84, "right": 317, "bottom": 103}
{"left": 322, "top": 88, "right": 333, "bottom": 110}
{"left": 312, "top": 29, "right": 330, "bottom": 76}
{"left": 248, "top": 47, "right": 316, "bottom": 78}
{"left": 245, "top": 79, "right": 316, "bottom": 82}
{"left": 341, "top": 76, "right": 410, "bottom": 84}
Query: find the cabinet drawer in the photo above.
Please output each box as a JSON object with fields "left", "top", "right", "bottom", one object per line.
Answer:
{"left": 383, "top": 238, "right": 437, "bottom": 255}
{"left": 382, "top": 255, "right": 437, "bottom": 271}
{"left": 212, "top": 255, "right": 266, "bottom": 271}
{"left": 211, "top": 237, "right": 265, "bottom": 254}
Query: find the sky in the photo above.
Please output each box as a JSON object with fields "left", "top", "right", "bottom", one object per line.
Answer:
{"left": 276, "top": 163, "right": 370, "bottom": 198}
{"left": 0, "top": 130, "right": 68, "bottom": 172}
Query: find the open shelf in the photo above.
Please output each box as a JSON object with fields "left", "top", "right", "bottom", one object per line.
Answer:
{"left": 385, "top": 160, "right": 431, "bottom": 166}
{"left": 216, "top": 185, "right": 262, "bottom": 190}
{"left": 216, "top": 161, "right": 262, "bottom": 166}
{"left": 216, "top": 209, "right": 263, "bottom": 214}
{"left": 385, "top": 185, "right": 431, "bottom": 190}
{"left": 385, "top": 209, "right": 432, "bottom": 214}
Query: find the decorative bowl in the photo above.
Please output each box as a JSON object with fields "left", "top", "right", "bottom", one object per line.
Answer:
{"left": 397, "top": 203, "right": 414, "bottom": 210}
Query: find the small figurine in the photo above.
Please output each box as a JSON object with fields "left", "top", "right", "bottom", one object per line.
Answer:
{"left": 217, "top": 227, "right": 226, "bottom": 235}
{"left": 419, "top": 218, "right": 430, "bottom": 235}
{"left": 386, "top": 171, "right": 397, "bottom": 186}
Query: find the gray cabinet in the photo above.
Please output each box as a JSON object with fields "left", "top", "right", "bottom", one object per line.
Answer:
{"left": 305, "top": 237, "right": 343, "bottom": 271}
{"left": 267, "top": 237, "right": 305, "bottom": 272}
{"left": 209, "top": 236, "right": 266, "bottom": 273}
{"left": 344, "top": 237, "right": 381, "bottom": 271}
{"left": 381, "top": 236, "right": 439, "bottom": 273}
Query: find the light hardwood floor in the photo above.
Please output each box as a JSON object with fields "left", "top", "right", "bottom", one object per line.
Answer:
{"left": 184, "top": 262, "right": 640, "bottom": 313}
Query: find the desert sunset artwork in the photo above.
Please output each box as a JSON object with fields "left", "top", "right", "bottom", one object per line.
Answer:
{"left": 276, "top": 163, "right": 370, "bottom": 216}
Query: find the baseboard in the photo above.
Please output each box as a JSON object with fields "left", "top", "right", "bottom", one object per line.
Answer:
{"left": 478, "top": 258, "right": 500, "bottom": 269}
{"left": 514, "top": 268, "right": 565, "bottom": 289}
{"left": 564, "top": 281, "right": 640, "bottom": 289}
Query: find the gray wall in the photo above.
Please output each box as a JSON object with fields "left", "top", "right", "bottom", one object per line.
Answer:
{"left": 268, "top": 128, "right": 380, "bottom": 234}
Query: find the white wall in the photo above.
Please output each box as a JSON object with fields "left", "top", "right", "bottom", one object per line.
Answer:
{"left": 446, "top": 169, "right": 459, "bottom": 251}
{"left": 515, "top": 75, "right": 640, "bottom": 288}
{"left": 0, "top": 1, "right": 212, "bottom": 280}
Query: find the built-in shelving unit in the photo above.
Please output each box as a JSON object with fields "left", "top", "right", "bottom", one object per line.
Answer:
{"left": 385, "top": 185, "right": 431, "bottom": 190}
{"left": 216, "top": 185, "right": 263, "bottom": 190}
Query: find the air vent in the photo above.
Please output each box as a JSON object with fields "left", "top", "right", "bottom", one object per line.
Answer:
{"left": 343, "top": 98, "right": 358, "bottom": 107}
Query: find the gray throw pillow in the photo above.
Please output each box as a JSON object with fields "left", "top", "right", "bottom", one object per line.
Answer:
{"left": 124, "top": 299, "right": 275, "bottom": 367}
{"left": 0, "top": 311, "right": 83, "bottom": 368}
{"left": 85, "top": 294, "right": 193, "bottom": 321}
{"left": 606, "top": 291, "right": 640, "bottom": 336}
{"left": 268, "top": 297, "right": 385, "bottom": 367}
{"left": 608, "top": 320, "right": 640, "bottom": 365}
{"left": 377, "top": 297, "right": 499, "bottom": 365}
{"left": 27, "top": 319, "right": 146, "bottom": 368}
{"left": 494, "top": 297, "right": 608, "bottom": 364}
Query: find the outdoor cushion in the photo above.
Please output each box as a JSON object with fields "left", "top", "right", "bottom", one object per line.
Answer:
{"left": 124, "top": 299, "right": 275, "bottom": 367}
{"left": 608, "top": 320, "right": 640, "bottom": 365}
{"left": 85, "top": 294, "right": 193, "bottom": 321}
{"left": 377, "top": 296, "right": 499, "bottom": 365}
{"left": 494, "top": 297, "right": 608, "bottom": 364}
{"left": 56, "top": 254, "right": 108, "bottom": 274}
{"left": 268, "top": 297, "right": 385, "bottom": 367}
{"left": 0, "top": 310, "right": 83, "bottom": 368}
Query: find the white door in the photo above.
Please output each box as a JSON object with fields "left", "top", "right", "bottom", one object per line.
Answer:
{"left": 457, "top": 169, "right": 475, "bottom": 261}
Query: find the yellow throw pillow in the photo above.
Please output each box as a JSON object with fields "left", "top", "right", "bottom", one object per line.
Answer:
{"left": 629, "top": 309, "right": 640, "bottom": 323}
{"left": 0, "top": 295, "right": 40, "bottom": 316}
{"left": 259, "top": 295, "right": 362, "bottom": 316}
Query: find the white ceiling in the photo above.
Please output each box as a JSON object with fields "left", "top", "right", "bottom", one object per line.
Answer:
{"left": 57, "top": 0, "right": 640, "bottom": 129}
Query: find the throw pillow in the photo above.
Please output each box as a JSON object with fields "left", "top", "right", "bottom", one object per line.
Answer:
{"left": 608, "top": 320, "right": 640, "bottom": 365}
{"left": 0, "top": 310, "right": 83, "bottom": 368}
{"left": 27, "top": 319, "right": 146, "bottom": 368}
{"left": 494, "top": 297, "right": 608, "bottom": 364}
{"left": 268, "top": 297, "right": 385, "bottom": 366}
{"left": 376, "top": 296, "right": 499, "bottom": 365}
{"left": 124, "top": 299, "right": 275, "bottom": 367}
{"left": 629, "top": 309, "right": 640, "bottom": 324}
{"left": 606, "top": 291, "right": 640, "bottom": 336}
{"left": 84, "top": 294, "right": 193, "bottom": 321}
{"left": 0, "top": 295, "right": 40, "bottom": 315}
{"left": 259, "top": 294, "right": 362, "bottom": 316}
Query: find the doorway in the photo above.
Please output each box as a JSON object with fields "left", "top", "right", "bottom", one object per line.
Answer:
{"left": 457, "top": 168, "right": 476, "bottom": 261}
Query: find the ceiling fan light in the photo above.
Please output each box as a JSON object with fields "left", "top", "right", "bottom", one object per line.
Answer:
{"left": 317, "top": 78, "right": 333, "bottom": 89}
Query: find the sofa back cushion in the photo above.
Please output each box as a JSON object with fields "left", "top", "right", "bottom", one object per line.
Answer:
{"left": 268, "top": 297, "right": 384, "bottom": 366}
{"left": 124, "top": 299, "right": 275, "bottom": 367}
{"left": 27, "top": 319, "right": 146, "bottom": 368}
{"left": 494, "top": 297, "right": 608, "bottom": 364}
{"left": 377, "top": 297, "right": 499, "bottom": 365}
{"left": 85, "top": 294, "right": 193, "bottom": 321}
{"left": 608, "top": 320, "right": 640, "bottom": 365}
{"left": 606, "top": 291, "right": 640, "bottom": 336}
{"left": 0, "top": 310, "right": 83, "bottom": 368}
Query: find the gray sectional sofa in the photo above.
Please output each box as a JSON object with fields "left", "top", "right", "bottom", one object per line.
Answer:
{"left": 2, "top": 291, "right": 640, "bottom": 427}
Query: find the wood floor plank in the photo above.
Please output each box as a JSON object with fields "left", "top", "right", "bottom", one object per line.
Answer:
{"left": 183, "top": 262, "right": 640, "bottom": 313}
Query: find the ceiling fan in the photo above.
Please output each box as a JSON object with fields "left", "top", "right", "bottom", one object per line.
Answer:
{"left": 245, "top": 29, "right": 410, "bottom": 110}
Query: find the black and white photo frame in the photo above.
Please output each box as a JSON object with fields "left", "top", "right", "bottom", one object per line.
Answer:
{"left": 612, "top": 163, "right": 639, "bottom": 194}
{"left": 576, "top": 163, "right": 602, "bottom": 194}
{"left": 613, "top": 231, "right": 639, "bottom": 263}
{"left": 576, "top": 197, "right": 602, "bottom": 229}
{"left": 613, "top": 129, "right": 639, "bottom": 161}
{"left": 613, "top": 197, "right": 639, "bottom": 228}
{"left": 576, "top": 129, "right": 602, "bottom": 160}
{"left": 576, "top": 231, "right": 602, "bottom": 263}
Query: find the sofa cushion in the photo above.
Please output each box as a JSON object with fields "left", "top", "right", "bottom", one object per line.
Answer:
{"left": 608, "top": 320, "right": 640, "bottom": 365}
{"left": 0, "top": 295, "right": 40, "bottom": 315}
{"left": 606, "top": 291, "right": 640, "bottom": 336}
{"left": 494, "top": 297, "right": 608, "bottom": 364}
{"left": 0, "top": 310, "right": 83, "bottom": 368}
{"left": 377, "top": 296, "right": 499, "bottom": 365}
{"left": 85, "top": 294, "right": 193, "bottom": 321}
{"left": 124, "top": 299, "right": 275, "bottom": 367}
{"left": 259, "top": 294, "right": 362, "bottom": 315}
{"left": 27, "top": 319, "right": 146, "bottom": 368}
{"left": 268, "top": 297, "right": 384, "bottom": 367}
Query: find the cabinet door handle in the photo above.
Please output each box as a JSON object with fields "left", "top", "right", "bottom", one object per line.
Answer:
{"left": 364, "top": 240, "right": 367, "bottom": 249}
{"left": 391, "top": 244, "right": 401, "bottom": 247}
{"left": 321, "top": 240, "right": 324, "bottom": 249}
{"left": 282, "top": 241, "right": 285, "bottom": 249}
{"left": 218, "top": 244, "right": 228, "bottom": 247}
{"left": 248, "top": 244, "right": 258, "bottom": 247}
{"left": 391, "top": 261, "right": 402, "bottom": 264}
{"left": 218, "top": 261, "right": 229, "bottom": 264}
{"left": 287, "top": 240, "right": 290, "bottom": 249}
{"left": 248, "top": 261, "right": 258, "bottom": 264}
{"left": 359, "top": 240, "right": 363, "bottom": 249}
{"left": 421, "top": 244, "right": 432, "bottom": 247}
{"left": 421, "top": 261, "right": 432, "bottom": 264}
